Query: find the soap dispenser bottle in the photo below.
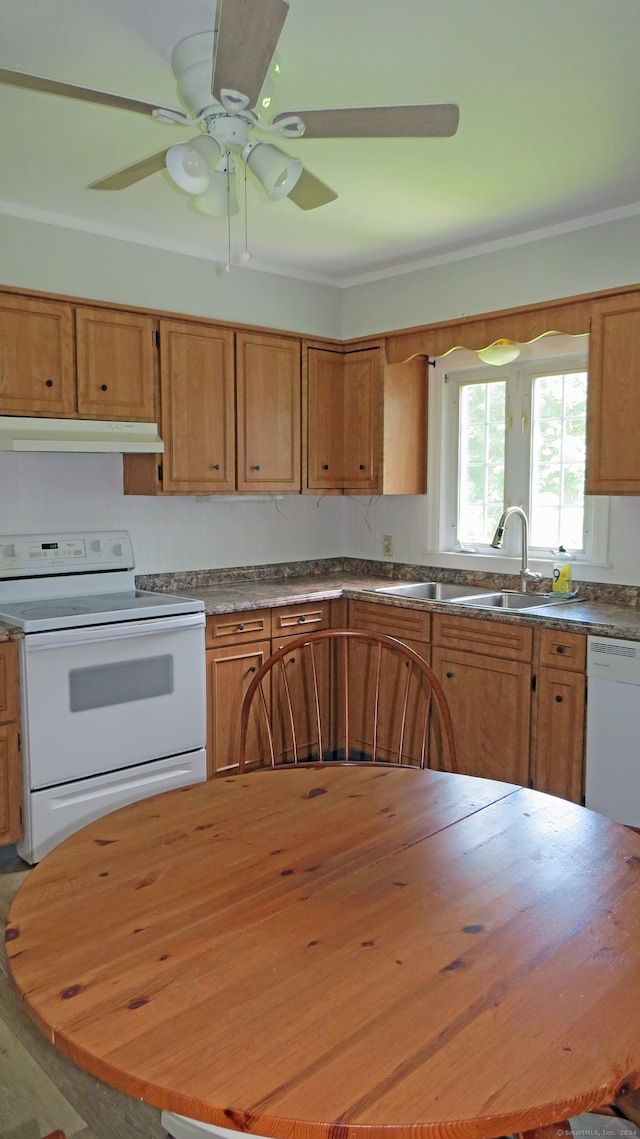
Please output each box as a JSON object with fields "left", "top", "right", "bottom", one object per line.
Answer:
{"left": 552, "top": 546, "right": 572, "bottom": 594}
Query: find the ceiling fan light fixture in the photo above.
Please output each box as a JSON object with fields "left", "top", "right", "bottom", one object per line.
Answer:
{"left": 243, "top": 141, "right": 302, "bottom": 201}
{"left": 166, "top": 135, "right": 223, "bottom": 194}
{"left": 477, "top": 339, "right": 521, "bottom": 366}
{"left": 194, "top": 167, "right": 239, "bottom": 217}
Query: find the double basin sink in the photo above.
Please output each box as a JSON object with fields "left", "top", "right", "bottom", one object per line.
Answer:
{"left": 374, "top": 581, "right": 580, "bottom": 611}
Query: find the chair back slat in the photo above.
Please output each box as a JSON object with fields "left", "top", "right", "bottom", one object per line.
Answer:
{"left": 309, "top": 640, "right": 324, "bottom": 760}
{"left": 238, "top": 628, "right": 457, "bottom": 775}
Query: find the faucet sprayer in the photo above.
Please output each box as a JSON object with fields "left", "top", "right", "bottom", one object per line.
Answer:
{"left": 490, "top": 506, "right": 542, "bottom": 593}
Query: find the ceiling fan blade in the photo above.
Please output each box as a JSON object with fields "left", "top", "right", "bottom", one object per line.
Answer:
{"left": 0, "top": 66, "right": 182, "bottom": 118}
{"left": 288, "top": 169, "right": 338, "bottom": 211}
{"left": 88, "top": 150, "right": 169, "bottom": 191}
{"left": 274, "top": 104, "right": 460, "bottom": 139}
{"left": 211, "top": 0, "right": 289, "bottom": 107}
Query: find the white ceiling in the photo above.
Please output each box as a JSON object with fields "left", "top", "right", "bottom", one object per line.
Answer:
{"left": 1, "top": 0, "right": 640, "bottom": 285}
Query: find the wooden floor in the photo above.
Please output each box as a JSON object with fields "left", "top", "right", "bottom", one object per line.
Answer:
{"left": 0, "top": 852, "right": 167, "bottom": 1139}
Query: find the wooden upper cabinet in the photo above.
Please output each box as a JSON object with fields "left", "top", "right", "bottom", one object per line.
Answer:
{"left": 236, "top": 331, "right": 301, "bottom": 492}
{"left": 75, "top": 307, "right": 156, "bottom": 420}
{"left": 307, "top": 346, "right": 380, "bottom": 491}
{"left": 0, "top": 293, "right": 75, "bottom": 416}
{"left": 586, "top": 294, "right": 640, "bottom": 494}
{"left": 306, "top": 345, "right": 427, "bottom": 495}
{"left": 159, "top": 320, "right": 235, "bottom": 493}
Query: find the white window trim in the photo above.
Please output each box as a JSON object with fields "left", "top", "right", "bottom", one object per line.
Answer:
{"left": 422, "top": 336, "right": 610, "bottom": 574}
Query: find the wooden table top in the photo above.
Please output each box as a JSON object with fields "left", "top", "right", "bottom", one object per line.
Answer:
{"left": 7, "top": 765, "right": 640, "bottom": 1139}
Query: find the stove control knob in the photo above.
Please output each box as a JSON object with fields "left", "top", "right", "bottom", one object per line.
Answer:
{"left": 4, "top": 544, "right": 17, "bottom": 558}
{"left": 91, "top": 539, "right": 102, "bottom": 552}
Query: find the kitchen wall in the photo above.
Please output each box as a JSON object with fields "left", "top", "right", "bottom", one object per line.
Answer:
{"left": 2, "top": 208, "right": 640, "bottom": 584}
{"left": 341, "top": 208, "right": 640, "bottom": 338}
{"left": 340, "top": 209, "right": 640, "bottom": 586}
{"left": 0, "top": 452, "right": 346, "bottom": 575}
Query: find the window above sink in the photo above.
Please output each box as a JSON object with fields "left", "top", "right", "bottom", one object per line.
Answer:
{"left": 427, "top": 335, "right": 609, "bottom": 573}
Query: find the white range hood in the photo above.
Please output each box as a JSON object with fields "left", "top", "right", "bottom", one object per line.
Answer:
{"left": 0, "top": 417, "right": 164, "bottom": 453}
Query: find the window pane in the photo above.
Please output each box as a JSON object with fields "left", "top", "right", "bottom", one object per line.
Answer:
{"left": 458, "top": 381, "right": 506, "bottom": 544}
{"left": 530, "top": 371, "right": 587, "bottom": 551}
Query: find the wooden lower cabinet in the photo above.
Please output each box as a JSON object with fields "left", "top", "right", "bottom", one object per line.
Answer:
{"left": 206, "top": 639, "right": 272, "bottom": 777}
{"left": 431, "top": 613, "right": 532, "bottom": 786}
{"left": 202, "top": 598, "right": 586, "bottom": 804}
{"left": 432, "top": 645, "right": 531, "bottom": 784}
{"left": 531, "top": 629, "right": 586, "bottom": 803}
{"left": 205, "top": 601, "right": 332, "bottom": 776}
{"left": 0, "top": 641, "right": 22, "bottom": 846}
{"left": 347, "top": 599, "right": 432, "bottom": 766}
{"left": 271, "top": 634, "right": 332, "bottom": 763}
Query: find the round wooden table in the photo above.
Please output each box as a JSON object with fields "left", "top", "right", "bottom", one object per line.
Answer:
{"left": 7, "top": 765, "right": 640, "bottom": 1139}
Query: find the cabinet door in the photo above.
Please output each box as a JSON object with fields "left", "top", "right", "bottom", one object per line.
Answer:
{"left": 344, "top": 636, "right": 431, "bottom": 766}
{"left": 432, "top": 646, "right": 531, "bottom": 785}
{"left": 159, "top": 320, "right": 235, "bottom": 493}
{"left": 0, "top": 641, "right": 19, "bottom": 724}
{"left": 307, "top": 347, "right": 380, "bottom": 491}
{"left": 532, "top": 666, "right": 585, "bottom": 804}
{"left": 0, "top": 294, "right": 75, "bottom": 416}
{"left": 586, "top": 294, "right": 640, "bottom": 494}
{"left": 206, "top": 640, "right": 272, "bottom": 777}
{"left": 342, "top": 349, "right": 380, "bottom": 489}
{"left": 0, "top": 643, "right": 21, "bottom": 846}
{"left": 0, "top": 724, "right": 22, "bottom": 845}
{"left": 236, "top": 332, "right": 301, "bottom": 491}
{"left": 307, "top": 347, "right": 346, "bottom": 489}
{"left": 271, "top": 635, "right": 332, "bottom": 763}
{"left": 75, "top": 307, "right": 156, "bottom": 420}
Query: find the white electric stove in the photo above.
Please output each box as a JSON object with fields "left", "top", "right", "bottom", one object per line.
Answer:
{"left": 0, "top": 530, "right": 207, "bottom": 863}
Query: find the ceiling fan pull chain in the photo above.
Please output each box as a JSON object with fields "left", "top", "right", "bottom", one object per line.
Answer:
{"left": 240, "top": 162, "right": 251, "bottom": 264}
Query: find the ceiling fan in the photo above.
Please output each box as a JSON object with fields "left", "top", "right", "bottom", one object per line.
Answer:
{"left": 0, "top": 0, "right": 460, "bottom": 217}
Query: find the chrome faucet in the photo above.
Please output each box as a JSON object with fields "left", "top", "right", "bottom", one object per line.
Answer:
{"left": 490, "top": 506, "right": 543, "bottom": 593}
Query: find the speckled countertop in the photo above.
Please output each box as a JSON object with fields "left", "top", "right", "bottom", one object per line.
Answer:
{"left": 3, "top": 559, "right": 640, "bottom": 642}
{"left": 137, "top": 560, "right": 640, "bottom": 640}
{"left": 0, "top": 624, "right": 21, "bottom": 644}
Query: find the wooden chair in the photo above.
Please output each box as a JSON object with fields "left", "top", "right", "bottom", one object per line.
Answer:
{"left": 238, "top": 628, "right": 457, "bottom": 774}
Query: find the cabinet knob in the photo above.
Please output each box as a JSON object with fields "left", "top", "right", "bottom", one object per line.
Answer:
{"left": 248, "top": 665, "right": 256, "bottom": 673}
{"left": 446, "top": 671, "right": 454, "bottom": 679}
{"left": 45, "top": 379, "right": 54, "bottom": 387}
{"left": 322, "top": 464, "right": 329, "bottom": 470}
{"left": 359, "top": 464, "right": 365, "bottom": 471}
{"left": 298, "top": 615, "right": 306, "bottom": 623}
{"left": 555, "top": 694, "right": 564, "bottom": 703}
{"left": 251, "top": 464, "right": 261, "bottom": 471}
{"left": 288, "top": 657, "right": 296, "bottom": 664}
{"left": 100, "top": 384, "right": 108, "bottom": 391}
{"left": 556, "top": 645, "right": 566, "bottom": 654}
{"left": 213, "top": 464, "right": 220, "bottom": 471}
{"left": 237, "top": 623, "right": 245, "bottom": 631}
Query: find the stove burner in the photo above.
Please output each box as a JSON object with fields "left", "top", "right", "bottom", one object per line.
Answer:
{"left": 19, "top": 603, "right": 93, "bottom": 620}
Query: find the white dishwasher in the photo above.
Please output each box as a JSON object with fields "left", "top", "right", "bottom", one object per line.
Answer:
{"left": 586, "top": 635, "right": 640, "bottom": 827}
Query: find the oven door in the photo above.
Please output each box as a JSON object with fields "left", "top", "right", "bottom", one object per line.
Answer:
{"left": 21, "top": 612, "right": 206, "bottom": 788}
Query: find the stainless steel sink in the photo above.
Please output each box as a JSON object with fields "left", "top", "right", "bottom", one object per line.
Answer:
{"left": 374, "top": 582, "right": 496, "bottom": 602}
{"left": 455, "top": 591, "right": 581, "bottom": 611}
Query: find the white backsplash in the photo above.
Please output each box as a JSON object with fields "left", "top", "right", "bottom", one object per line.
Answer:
{"left": 0, "top": 452, "right": 346, "bottom": 575}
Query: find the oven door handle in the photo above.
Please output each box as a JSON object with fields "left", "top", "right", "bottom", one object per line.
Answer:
{"left": 24, "top": 611, "right": 205, "bottom": 651}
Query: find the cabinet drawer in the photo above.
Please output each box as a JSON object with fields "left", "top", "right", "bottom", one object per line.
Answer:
{"left": 348, "top": 599, "right": 431, "bottom": 644}
{"left": 433, "top": 613, "right": 532, "bottom": 662}
{"left": 0, "top": 642, "right": 19, "bottom": 724}
{"left": 272, "top": 601, "right": 330, "bottom": 636}
{"left": 537, "top": 628, "right": 586, "bottom": 672}
{"left": 206, "top": 608, "right": 272, "bottom": 648}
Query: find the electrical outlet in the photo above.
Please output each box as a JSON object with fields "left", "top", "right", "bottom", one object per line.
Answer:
{"left": 382, "top": 534, "right": 393, "bottom": 557}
